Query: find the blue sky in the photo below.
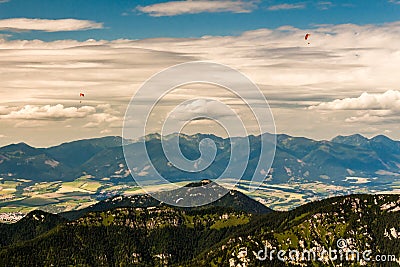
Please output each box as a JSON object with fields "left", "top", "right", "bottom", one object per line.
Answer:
{"left": 1, "top": 0, "right": 400, "bottom": 41}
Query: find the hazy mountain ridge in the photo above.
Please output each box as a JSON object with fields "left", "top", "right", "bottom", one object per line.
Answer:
{"left": 0, "top": 136, "right": 125, "bottom": 182}
{"left": 0, "top": 133, "right": 399, "bottom": 185}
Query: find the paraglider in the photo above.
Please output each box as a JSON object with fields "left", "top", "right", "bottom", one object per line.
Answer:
{"left": 79, "top": 92, "right": 85, "bottom": 103}
{"left": 305, "top": 33, "right": 311, "bottom": 45}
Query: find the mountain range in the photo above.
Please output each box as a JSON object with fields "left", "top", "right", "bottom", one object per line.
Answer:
{"left": 1, "top": 133, "right": 399, "bottom": 186}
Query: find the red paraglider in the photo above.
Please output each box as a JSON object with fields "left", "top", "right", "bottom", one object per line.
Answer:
{"left": 79, "top": 92, "right": 85, "bottom": 103}
{"left": 305, "top": 33, "right": 311, "bottom": 45}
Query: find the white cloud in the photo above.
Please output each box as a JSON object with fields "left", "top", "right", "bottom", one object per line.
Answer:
{"left": 309, "top": 90, "right": 400, "bottom": 110}
{"left": 0, "top": 106, "right": 16, "bottom": 115}
{"left": 0, "top": 104, "right": 96, "bottom": 120}
{"left": 0, "top": 18, "right": 103, "bottom": 32}
{"left": 100, "top": 129, "right": 112, "bottom": 134}
{"left": 345, "top": 113, "right": 384, "bottom": 123}
{"left": 15, "top": 121, "right": 48, "bottom": 128}
{"left": 96, "top": 104, "right": 119, "bottom": 115}
{"left": 310, "top": 90, "right": 400, "bottom": 123}
{"left": 389, "top": 0, "right": 400, "bottom": 4}
{"left": 343, "top": 109, "right": 400, "bottom": 123}
{"left": 80, "top": 104, "right": 121, "bottom": 128}
{"left": 136, "top": 0, "right": 257, "bottom": 16}
{"left": 168, "top": 99, "right": 234, "bottom": 121}
{"left": 0, "top": 0, "right": 9, "bottom": 3}
{"left": 83, "top": 113, "right": 120, "bottom": 128}
{"left": 317, "top": 1, "right": 334, "bottom": 10}
{"left": 268, "top": 3, "right": 305, "bottom": 10}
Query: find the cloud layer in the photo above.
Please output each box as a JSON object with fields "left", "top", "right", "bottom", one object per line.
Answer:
{"left": 1, "top": 21, "right": 400, "bottom": 145}
{"left": 268, "top": 3, "right": 305, "bottom": 11}
{"left": 0, "top": 104, "right": 95, "bottom": 120}
{"left": 0, "top": 18, "right": 103, "bottom": 32}
{"left": 136, "top": 0, "right": 257, "bottom": 16}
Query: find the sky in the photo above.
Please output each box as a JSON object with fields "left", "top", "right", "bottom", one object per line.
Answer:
{"left": 0, "top": 0, "right": 400, "bottom": 147}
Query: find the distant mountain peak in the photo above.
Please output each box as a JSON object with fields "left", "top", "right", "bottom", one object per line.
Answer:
{"left": 184, "top": 179, "right": 213, "bottom": 187}
{"left": 145, "top": 133, "right": 161, "bottom": 140}
{"left": 331, "top": 134, "right": 397, "bottom": 148}
{"left": 20, "top": 209, "right": 66, "bottom": 224}
{"left": 331, "top": 133, "right": 370, "bottom": 146}
{"left": 60, "top": 181, "right": 272, "bottom": 220}
{"left": 5, "top": 142, "right": 33, "bottom": 149}
{"left": 371, "top": 134, "right": 394, "bottom": 142}
{"left": 333, "top": 133, "right": 367, "bottom": 140}
{"left": 0, "top": 142, "right": 39, "bottom": 155}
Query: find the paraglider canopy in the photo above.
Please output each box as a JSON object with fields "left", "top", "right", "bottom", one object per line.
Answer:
{"left": 305, "top": 33, "right": 311, "bottom": 45}
{"left": 79, "top": 92, "right": 85, "bottom": 103}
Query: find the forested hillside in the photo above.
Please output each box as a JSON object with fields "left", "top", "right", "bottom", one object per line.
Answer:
{"left": 0, "top": 192, "right": 399, "bottom": 266}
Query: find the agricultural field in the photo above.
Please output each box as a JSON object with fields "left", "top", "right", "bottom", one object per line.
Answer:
{"left": 0, "top": 176, "right": 138, "bottom": 220}
{"left": 1, "top": 175, "right": 400, "bottom": 222}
